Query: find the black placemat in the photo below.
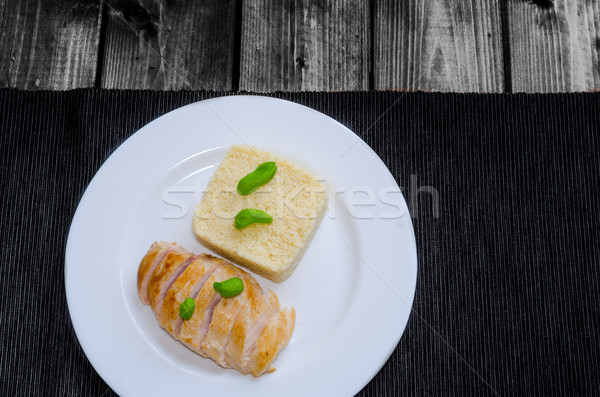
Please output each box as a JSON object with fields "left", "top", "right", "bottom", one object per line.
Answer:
{"left": 1, "top": 89, "right": 599, "bottom": 396}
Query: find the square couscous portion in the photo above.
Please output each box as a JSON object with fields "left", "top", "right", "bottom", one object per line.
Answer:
{"left": 192, "top": 145, "right": 327, "bottom": 282}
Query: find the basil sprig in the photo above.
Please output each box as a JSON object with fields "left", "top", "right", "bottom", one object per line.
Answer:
{"left": 179, "top": 297, "right": 195, "bottom": 321}
{"left": 234, "top": 208, "right": 273, "bottom": 229}
{"left": 237, "top": 161, "right": 277, "bottom": 195}
{"left": 213, "top": 277, "right": 245, "bottom": 298}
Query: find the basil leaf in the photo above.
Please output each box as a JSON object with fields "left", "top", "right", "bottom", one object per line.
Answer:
{"left": 234, "top": 208, "right": 273, "bottom": 229}
{"left": 213, "top": 277, "right": 245, "bottom": 298}
{"left": 179, "top": 297, "right": 195, "bottom": 321}
{"left": 237, "top": 161, "right": 277, "bottom": 195}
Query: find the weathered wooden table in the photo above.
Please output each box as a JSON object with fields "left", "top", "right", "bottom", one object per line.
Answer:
{"left": 1, "top": 0, "right": 599, "bottom": 93}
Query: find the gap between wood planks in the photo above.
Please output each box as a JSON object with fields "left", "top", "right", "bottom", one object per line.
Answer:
{"left": 500, "top": 0, "right": 513, "bottom": 93}
{"left": 94, "top": 1, "right": 109, "bottom": 89}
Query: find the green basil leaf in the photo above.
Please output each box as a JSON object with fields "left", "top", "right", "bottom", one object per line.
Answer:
{"left": 213, "top": 277, "right": 245, "bottom": 298}
{"left": 234, "top": 208, "right": 273, "bottom": 229}
{"left": 237, "top": 161, "right": 277, "bottom": 195}
{"left": 179, "top": 297, "right": 195, "bottom": 321}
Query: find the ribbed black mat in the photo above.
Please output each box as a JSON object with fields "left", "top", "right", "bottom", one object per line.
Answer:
{"left": 1, "top": 89, "right": 599, "bottom": 396}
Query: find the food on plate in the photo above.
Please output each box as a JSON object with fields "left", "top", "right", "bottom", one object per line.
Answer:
{"left": 193, "top": 145, "right": 327, "bottom": 282}
{"left": 234, "top": 208, "right": 273, "bottom": 229}
{"left": 179, "top": 297, "right": 195, "bottom": 320}
{"left": 137, "top": 241, "right": 295, "bottom": 376}
{"left": 213, "top": 277, "right": 245, "bottom": 297}
{"left": 237, "top": 161, "right": 277, "bottom": 195}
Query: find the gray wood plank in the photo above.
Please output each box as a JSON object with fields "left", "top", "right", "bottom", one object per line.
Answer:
{"left": 508, "top": 0, "right": 600, "bottom": 93}
{"left": 375, "top": 0, "right": 504, "bottom": 92}
{"left": 0, "top": 0, "right": 102, "bottom": 90}
{"left": 101, "top": 0, "right": 237, "bottom": 90}
{"left": 239, "top": 0, "right": 370, "bottom": 92}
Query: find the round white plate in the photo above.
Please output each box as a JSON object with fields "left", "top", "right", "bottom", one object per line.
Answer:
{"left": 65, "top": 96, "right": 417, "bottom": 397}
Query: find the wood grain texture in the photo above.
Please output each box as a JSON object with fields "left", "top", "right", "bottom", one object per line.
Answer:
{"left": 508, "top": 0, "right": 600, "bottom": 93}
{"left": 101, "top": 0, "right": 237, "bottom": 90}
{"left": 375, "top": 0, "right": 504, "bottom": 92}
{"left": 0, "top": 0, "right": 102, "bottom": 90}
{"left": 239, "top": 0, "right": 370, "bottom": 92}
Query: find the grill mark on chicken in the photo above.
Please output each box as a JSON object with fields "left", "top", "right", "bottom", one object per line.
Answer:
{"left": 159, "top": 255, "right": 223, "bottom": 337}
{"left": 219, "top": 292, "right": 254, "bottom": 368}
{"left": 224, "top": 290, "right": 279, "bottom": 374}
{"left": 178, "top": 264, "right": 233, "bottom": 351}
{"left": 147, "top": 250, "right": 195, "bottom": 312}
{"left": 207, "top": 297, "right": 247, "bottom": 367}
{"left": 192, "top": 263, "right": 243, "bottom": 355}
{"left": 137, "top": 242, "right": 179, "bottom": 304}
{"left": 240, "top": 298, "right": 280, "bottom": 372}
{"left": 195, "top": 294, "right": 222, "bottom": 357}
{"left": 155, "top": 255, "right": 200, "bottom": 318}
{"left": 201, "top": 272, "right": 262, "bottom": 367}
{"left": 248, "top": 307, "right": 296, "bottom": 376}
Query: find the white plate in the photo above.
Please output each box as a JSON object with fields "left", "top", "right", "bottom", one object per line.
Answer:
{"left": 65, "top": 96, "right": 417, "bottom": 397}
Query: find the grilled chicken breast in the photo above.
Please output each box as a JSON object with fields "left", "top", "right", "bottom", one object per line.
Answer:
{"left": 137, "top": 242, "right": 295, "bottom": 376}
